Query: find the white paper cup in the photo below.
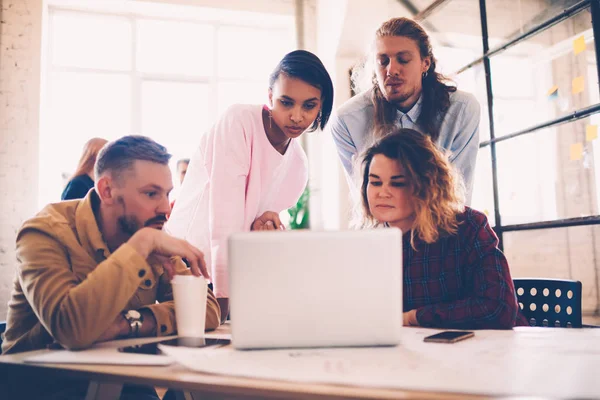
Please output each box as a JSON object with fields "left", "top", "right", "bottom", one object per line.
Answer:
{"left": 171, "top": 275, "right": 207, "bottom": 338}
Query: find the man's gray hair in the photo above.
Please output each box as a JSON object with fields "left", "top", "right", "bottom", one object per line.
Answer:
{"left": 95, "top": 135, "right": 172, "bottom": 179}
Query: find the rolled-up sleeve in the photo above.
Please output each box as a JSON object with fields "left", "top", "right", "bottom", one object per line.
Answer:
{"left": 16, "top": 230, "right": 150, "bottom": 350}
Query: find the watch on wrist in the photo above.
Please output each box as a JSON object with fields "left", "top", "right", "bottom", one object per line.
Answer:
{"left": 123, "top": 310, "right": 144, "bottom": 338}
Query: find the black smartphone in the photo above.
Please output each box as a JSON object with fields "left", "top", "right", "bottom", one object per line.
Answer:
{"left": 118, "top": 337, "right": 231, "bottom": 355}
{"left": 423, "top": 331, "right": 474, "bottom": 343}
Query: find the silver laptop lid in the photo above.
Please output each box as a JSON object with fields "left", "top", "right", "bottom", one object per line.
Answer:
{"left": 228, "top": 229, "right": 402, "bottom": 349}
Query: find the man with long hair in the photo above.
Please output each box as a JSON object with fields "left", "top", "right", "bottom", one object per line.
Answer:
{"left": 329, "top": 17, "right": 480, "bottom": 203}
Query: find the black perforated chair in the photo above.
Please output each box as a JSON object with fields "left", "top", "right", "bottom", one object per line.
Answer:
{"left": 514, "top": 278, "right": 582, "bottom": 328}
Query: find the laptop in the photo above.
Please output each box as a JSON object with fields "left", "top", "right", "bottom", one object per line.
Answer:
{"left": 228, "top": 229, "right": 403, "bottom": 349}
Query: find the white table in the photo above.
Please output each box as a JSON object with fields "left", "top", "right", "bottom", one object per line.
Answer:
{"left": 1, "top": 324, "right": 599, "bottom": 399}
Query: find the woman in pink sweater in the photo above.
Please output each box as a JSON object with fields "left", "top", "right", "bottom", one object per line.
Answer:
{"left": 165, "top": 50, "right": 334, "bottom": 318}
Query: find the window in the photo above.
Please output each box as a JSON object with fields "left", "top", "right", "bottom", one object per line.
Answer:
{"left": 41, "top": 4, "right": 295, "bottom": 207}
{"left": 418, "top": 0, "right": 600, "bottom": 314}
{"left": 136, "top": 20, "right": 215, "bottom": 76}
{"left": 495, "top": 118, "right": 599, "bottom": 225}
{"left": 491, "top": 12, "right": 596, "bottom": 137}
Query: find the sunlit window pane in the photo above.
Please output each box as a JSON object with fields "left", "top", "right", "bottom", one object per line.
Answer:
{"left": 43, "top": 6, "right": 296, "bottom": 208}
{"left": 496, "top": 117, "right": 599, "bottom": 225}
{"left": 491, "top": 12, "right": 596, "bottom": 137}
{"left": 42, "top": 71, "right": 131, "bottom": 205}
{"left": 141, "top": 81, "right": 211, "bottom": 160}
{"left": 217, "top": 80, "right": 268, "bottom": 115}
{"left": 137, "top": 19, "right": 214, "bottom": 76}
{"left": 46, "top": 71, "right": 131, "bottom": 141}
{"left": 217, "top": 26, "right": 295, "bottom": 79}
{"left": 51, "top": 11, "right": 131, "bottom": 70}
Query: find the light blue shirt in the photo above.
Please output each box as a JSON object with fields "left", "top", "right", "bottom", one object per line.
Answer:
{"left": 328, "top": 89, "right": 480, "bottom": 204}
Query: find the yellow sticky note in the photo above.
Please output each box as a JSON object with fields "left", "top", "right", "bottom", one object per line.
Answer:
{"left": 570, "top": 143, "right": 583, "bottom": 161}
{"left": 586, "top": 125, "right": 598, "bottom": 142}
{"left": 572, "top": 76, "right": 585, "bottom": 94}
{"left": 547, "top": 85, "right": 558, "bottom": 97}
{"left": 573, "top": 35, "right": 586, "bottom": 55}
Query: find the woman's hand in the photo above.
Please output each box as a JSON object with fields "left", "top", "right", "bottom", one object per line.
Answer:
{"left": 251, "top": 211, "right": 285, "bottom": 231}
{"left": 403, "top": 309, "right": 419, "bottom": 326}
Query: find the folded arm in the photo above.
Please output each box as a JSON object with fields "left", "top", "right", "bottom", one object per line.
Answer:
{"left": 17, "top": 229, "right": 153, "bottom": 350}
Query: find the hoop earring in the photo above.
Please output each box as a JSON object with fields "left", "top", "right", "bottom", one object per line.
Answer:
{"left": 422, "top": 71, "right": 428, "bottom": 79}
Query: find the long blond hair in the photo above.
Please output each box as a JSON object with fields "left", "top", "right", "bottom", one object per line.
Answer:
{"left": 71, "top": 138, "right": 108, "bottom": 180}
{"left": 360, "top": 129, "right": 465, "bottom": 249}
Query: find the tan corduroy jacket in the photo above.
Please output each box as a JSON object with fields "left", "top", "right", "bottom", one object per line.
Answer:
{"left": 2, "top": 191, "right": 220, "bottom": 354}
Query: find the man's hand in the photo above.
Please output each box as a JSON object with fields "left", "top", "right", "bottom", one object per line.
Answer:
{"left": 96, "top": 309, "right": 157, "bottom": 343}
{"left": 251, "top": 211, "right": 285, "bottom": 231}
{"left": 403, "top": 309, "right": 419, "bottom": 326}
{"left": 129, "top": 228, "right": 209, "bottom": 280}
{"left": 96, "top": 314, "right": 129, "bottom": 342}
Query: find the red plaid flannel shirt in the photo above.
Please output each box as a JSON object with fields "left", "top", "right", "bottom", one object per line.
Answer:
{"left": 404, "top": 207, "right": 528, "bottom": 329}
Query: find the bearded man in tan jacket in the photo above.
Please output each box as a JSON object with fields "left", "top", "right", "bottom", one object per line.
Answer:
{"left": 1, "top": 135, "right": 220, "bottom": 399}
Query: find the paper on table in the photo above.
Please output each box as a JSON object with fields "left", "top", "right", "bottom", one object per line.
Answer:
{"left": 160, "top": 328, "right": 600, "bottom": 399}
{"left": 24, "top": 348, "right": 173, "bottom": 366}
{"left": 21, "top": 334, "right": 232, "bottom": 366}
{"left": 24, "top": 336, "right": 174, "bottom": 366}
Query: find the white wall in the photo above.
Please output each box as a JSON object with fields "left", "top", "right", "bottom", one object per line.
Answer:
{"left": 0, "top": 0, "right": 44, "bottom": 320}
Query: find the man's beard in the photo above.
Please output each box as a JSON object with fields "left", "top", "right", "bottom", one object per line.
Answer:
{"left": 376, "top": 78, "right": 414, "bottom": 107}
{"left": 117, "top": 214, "right": 167, "bottom": 236}
{"left": 115, "top": 196, "right": 167, "bottom": 236}
{"left": 384, "top": 86, "right": 414, "bottom": 106}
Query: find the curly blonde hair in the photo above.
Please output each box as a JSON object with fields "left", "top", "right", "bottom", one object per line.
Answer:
{"left": 360, "top": 129, "right": 465, "bottom": 248}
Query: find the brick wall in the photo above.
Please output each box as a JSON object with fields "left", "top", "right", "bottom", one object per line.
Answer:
{"left": 0, "top": 0, "right": 43, "bottom": 320}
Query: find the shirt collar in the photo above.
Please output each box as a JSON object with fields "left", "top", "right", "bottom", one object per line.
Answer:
{"left": 395, "top": 94, "right": 423, "bottom": 124}
{"left": 75, "top": 190, "right": 111, "bottom": 259}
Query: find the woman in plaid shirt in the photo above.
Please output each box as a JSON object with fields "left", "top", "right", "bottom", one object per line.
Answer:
{"left": 360, "top": 129, "right": 527, "bottom": 329}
